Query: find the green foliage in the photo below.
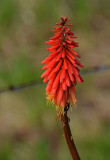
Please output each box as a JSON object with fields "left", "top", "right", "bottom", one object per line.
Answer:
{"left": 71, "top": 0, "right": 92, "bottom": 29}
{"left": 35, "top": 0, "right": 59, "bottom": 24}
{"left": 35, "top": 138, "right": 51, "bottom": 160}
{"left": 80, "top": 130, "right": 110, "bottom": 160}
{"left": 0, "top": 143, "right": 12, "bottom": 160}
{"left": 0, "top": 56, "right": 40, "bottom": 86}
{"left": 0, "top": 0, "right": 18, "bottom": 29}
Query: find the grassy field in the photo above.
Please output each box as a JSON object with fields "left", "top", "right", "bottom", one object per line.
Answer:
{"left": 0, "top": 0, "right": 110, "bottom": 159}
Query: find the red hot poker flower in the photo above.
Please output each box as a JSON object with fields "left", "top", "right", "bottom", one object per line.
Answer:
{"left": 41, "top": 17, "right": 84, "bottom": 115}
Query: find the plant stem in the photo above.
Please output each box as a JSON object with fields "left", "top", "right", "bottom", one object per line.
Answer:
{"left": 61, "top": 102, "right": 81, "bottom": 160}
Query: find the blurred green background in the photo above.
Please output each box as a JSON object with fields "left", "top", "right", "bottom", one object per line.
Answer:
{"left": 0, "top": 0, "right": 110, "bottom": 159}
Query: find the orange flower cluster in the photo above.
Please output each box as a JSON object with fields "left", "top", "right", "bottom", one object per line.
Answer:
{"left": 41, "top": 17, "right": 84, "bottom": 113}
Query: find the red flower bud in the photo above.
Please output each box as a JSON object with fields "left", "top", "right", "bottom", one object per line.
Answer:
{"left": 41, "top": 17, "right": 84, "bottom": 115}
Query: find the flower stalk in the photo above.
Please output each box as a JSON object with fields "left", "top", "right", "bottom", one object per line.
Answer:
{"left": 61, "top": 102, "right": 81, "bottom": 160}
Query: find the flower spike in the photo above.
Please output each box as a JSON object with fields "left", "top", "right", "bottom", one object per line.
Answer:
{"left": 41, "top": 17, "right": 84, "bottom": 116}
